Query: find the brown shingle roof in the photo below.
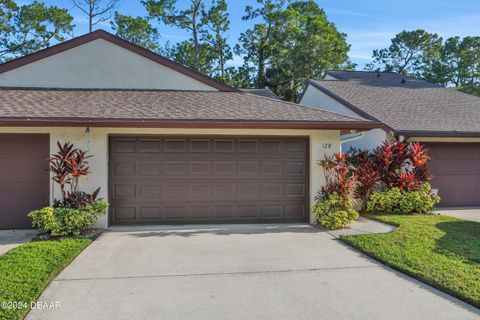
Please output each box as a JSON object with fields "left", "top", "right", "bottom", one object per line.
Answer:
{"left": 311, "top": 71, "right": 480, "bottom": 136}
{"left": 0, "top": 88, "right": 377, "bottom": 129}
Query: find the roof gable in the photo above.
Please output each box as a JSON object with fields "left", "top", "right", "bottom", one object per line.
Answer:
{"left": 0, "top": 30, "right": 235, "bottom": 91}
{"left": 308, "top": 72, "right": 480, "bottom": 136}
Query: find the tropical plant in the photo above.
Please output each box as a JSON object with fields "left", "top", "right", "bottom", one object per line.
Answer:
{"left": 352, "top": 159, "right": 380, "bottom": 213}
{"left": 318, "top": 152, "right": 355, "bottom": 200}
{"left": 49, "top": 141, "right": 100, "bottom": 208}
{"left": 315, "top": 152, "right": 358, "bottom": 229}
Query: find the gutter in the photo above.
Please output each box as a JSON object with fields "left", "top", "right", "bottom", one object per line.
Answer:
{"left": 0, "top": 118, "right": 382, "bottom": 130}
{"left": 340, "top": 132, "right": 365, "bottom": 143}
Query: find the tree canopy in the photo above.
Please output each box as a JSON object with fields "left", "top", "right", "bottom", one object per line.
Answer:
{"left": 369, "top": 30, "right": 480, "bottom": 96}
{"left": 1, "top": 0, "right": 479, "bottom": 99}
{"left": 0, "top": 0, "right": 74, "bottom": 62}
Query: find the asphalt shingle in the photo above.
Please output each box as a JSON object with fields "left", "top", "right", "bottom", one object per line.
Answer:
{"left": 0, "top": 88, "right": 370, "bottom": 124}
{"left": 312, "top": 71, "right": 480, "bottom": 135}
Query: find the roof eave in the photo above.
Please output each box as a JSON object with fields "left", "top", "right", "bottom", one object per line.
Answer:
{"left": 395, "top": 130, "right": 480, "bottom": 138}
{"left": 0, "top": 118, "right": 381, "bottom": 130}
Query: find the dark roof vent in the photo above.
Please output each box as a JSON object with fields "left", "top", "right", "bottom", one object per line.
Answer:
{"left": 376, "top": 73, "right": 381, "bottom": 78}
{"left": 401, "top": 78, "right": 406, "bottom": 84}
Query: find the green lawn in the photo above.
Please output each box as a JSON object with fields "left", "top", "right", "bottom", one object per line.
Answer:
{"left": 341, "top": 214, "right": 480, "bottom": 308}
{"left": 0, "top": 238, "right": 92, "bottom": 320}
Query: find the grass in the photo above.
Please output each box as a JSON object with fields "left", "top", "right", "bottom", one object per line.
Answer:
{"left": 341, "top": 214, "right": 480, "bottom": 308}
{"left": 0, "top": 238, "right": 93, "bottom": 320}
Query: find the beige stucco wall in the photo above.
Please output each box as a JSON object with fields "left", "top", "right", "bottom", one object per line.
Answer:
{"left": 0, "top": 127, "right": 341, "bottom": 227}
{"left": 0, "top": 39, "right": 216, "bottom": 90}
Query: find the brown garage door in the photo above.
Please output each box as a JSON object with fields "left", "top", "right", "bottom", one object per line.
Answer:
{"left": 109, "top": 136, "right": 308, "bottom": 224}
{"left": 425, "top": 142, "right": 480, "bottom": 207}
{"left": 0, "top": 134, "right": 49, "bottom": 229}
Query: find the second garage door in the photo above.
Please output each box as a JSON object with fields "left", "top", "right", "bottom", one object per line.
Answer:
{"left": 425, "top": 142, "right": 480, "bottom": 207}
{"left": 0, "top": 134, "right": 49, "bottom": 229}
{"left": 109, "top": 136, "right": 308, "bottom": 224}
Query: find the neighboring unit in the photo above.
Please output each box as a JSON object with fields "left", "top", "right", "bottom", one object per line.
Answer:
{"left": 300, "top": 70, "right": 480, "bottom": 207}
{"left": 0, "top": 31, "right": 378, "bottom": 229}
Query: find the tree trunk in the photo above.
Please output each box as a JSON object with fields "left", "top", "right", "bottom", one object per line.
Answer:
{"left": 257, "top": 49, "right": 265, "bottom": 88}
{"left": 89, "top": 0, "right": 93, "bottom": 32}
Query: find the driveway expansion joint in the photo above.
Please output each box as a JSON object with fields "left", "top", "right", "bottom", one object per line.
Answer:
{"left": 55, "top": 265, "right": 381, "bottom": 282}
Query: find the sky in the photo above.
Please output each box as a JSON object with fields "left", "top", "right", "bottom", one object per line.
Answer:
{"left": 23, "top": 0, "right": 480, "bottom": 69}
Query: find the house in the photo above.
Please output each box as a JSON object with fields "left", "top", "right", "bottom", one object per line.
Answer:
{"left": 300, "top": 70, "right": 480, "bottom": 207}
{"left": 0, "top": 31, "right": 378, "bottom": 229}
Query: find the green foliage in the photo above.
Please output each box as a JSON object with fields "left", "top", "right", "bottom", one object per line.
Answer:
{"left": 201, "top": 0, "right": 232, "bottom": 82}
{"left": 143, "top": 0, "right": 206, "bottom": 71}
{"left": 422, "top": 36, "right": 480, "bottom": 89}
{"left": 267, "top": 0, "right": 350, "bottom": 101}
{"left": 28, "top": 201, "right": 108, "bottom": 237}
{"left": 369, "top": 31, "right": 480, "bottom": 95}
{"left": 162, "top": 40, "right": 214, "bottom": 75}
{"left": 370, "top": 29, "right": 442, "bottom": 74}
{"left": 457, "top": 86, "right": 480, "bottom": 97}
{"left": 0, "top": 238, "right": 92, "bottom": 320}
{"left": 342, "top": 214, "right": 480, "bottom": 308}
{"left": 236, "top": 0, "right": 349, "bottom": 100}
{"left": 313, "top": 192, "right": 359, "bottom": 230}
{"left": 0, "top": 0, "right": 73, "bottom": 62}
{"left": 236, "top": 0, "right": 287, "bottom": 88}
{"left": 367, "top": 183, "right": 440, "bottom": 215}
{"left": 111, "top": 12, "right": 160, "bottom": 51}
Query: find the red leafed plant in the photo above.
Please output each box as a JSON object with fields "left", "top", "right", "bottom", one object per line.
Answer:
{"left": 49, "top": 141, "right": 100, "bottom": 208}
{"left": 319, "top": 152, "right": 355, "bottom": 200}
{"left": 372, "top": 141, "right": 431, "bottom": 191}
{"left": 409, "top": 142, "right": 430, "bottom": 167}
{"left": 391, "top": 171, "right": 418, "bottom": 191}
{"left": 353, "top": 160, "right": 380, "bottom": 213}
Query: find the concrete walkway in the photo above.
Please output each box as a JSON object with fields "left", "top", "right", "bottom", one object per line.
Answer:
{"left": 0, "top": 229, "right": 37, "bottom": 255}
{"left": 436, "top": 208, "right": 480, "bottom": 222}
{"left": 27, "top": 223, "right": 479, "bottom": 320}
{"left": 325, "top": 216, "right": 395, "bottom": 239}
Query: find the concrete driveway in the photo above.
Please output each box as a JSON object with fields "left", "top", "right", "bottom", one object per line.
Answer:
{"left": 436, "top": 208, "right": 480, "bottom": 222}
{"left": 27, "top": 224, "right": 479, "bottom": 320}
{"left": 0, "top": 229, "right": 37, "bottom": 255}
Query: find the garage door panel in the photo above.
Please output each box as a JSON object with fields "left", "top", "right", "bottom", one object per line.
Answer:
{"left": 430, "top": 175, "right": 480, "bottom": 192}
{"left": 109, "top": 136, "right": 308, "bottom": 224}
{"left": 0, "top": 134, "right": 49, "bottom": 229}
{"left": 424, "top": 142, "right": 480, "bottom": 207}
{"left": 429, "top": 159, "right": 480, "bottom": 175}
{"left": 427, "top": 144, "right": 480, "bottom": 159}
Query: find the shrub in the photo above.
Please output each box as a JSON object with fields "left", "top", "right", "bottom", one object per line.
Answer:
{"left": 313, "top": 192, "right": 359, "bottom": 229}
{"left": 29, "top": 200, "right": 108, "bottom": 237}
{"left": 315, "top": 153, "right": 359, "bottom": 229}
{"left": 367, "top": 183, "right": 440, "bottom": 215}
